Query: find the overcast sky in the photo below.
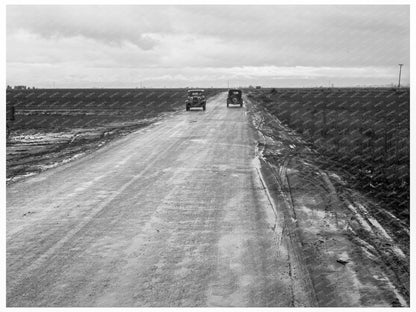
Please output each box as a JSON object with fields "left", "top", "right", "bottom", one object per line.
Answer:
{"left": 6, "top": 5, "right": 410, "bottom": 88}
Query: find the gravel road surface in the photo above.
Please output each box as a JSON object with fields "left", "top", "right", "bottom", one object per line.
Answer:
{"left": 7, "top": 93, "right": 302, "bottom": 307}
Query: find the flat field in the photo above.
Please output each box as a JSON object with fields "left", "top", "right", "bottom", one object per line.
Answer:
{"left": 6, "top": 88, "right": 223, "bottom": 180}
{"left": 247, "top": 88, "right": 410, "bottom": 222}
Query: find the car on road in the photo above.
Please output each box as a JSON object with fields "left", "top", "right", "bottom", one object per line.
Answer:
{"left": 227, "top": 89, "right": 243, "bottom": 107}
{"left": 186, "top": 90, "right": 206, "bottom": 111}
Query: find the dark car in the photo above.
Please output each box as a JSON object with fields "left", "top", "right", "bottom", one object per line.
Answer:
{"left": 227, "top": 89, "right": 243, "bottom": 107}
{"left": 186, "top": 90, "right": 206, "bottom": 111}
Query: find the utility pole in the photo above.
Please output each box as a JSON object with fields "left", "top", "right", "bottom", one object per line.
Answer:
{"left": 398, "top": 64, "right": 403, "bottom": 88}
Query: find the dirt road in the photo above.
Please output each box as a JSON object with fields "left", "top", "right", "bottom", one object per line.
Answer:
{"left": 6, "top": 92, "right": 407, "bottom": 307}
{"left": 7, "top": 93, "right": 297, "bottom": 307}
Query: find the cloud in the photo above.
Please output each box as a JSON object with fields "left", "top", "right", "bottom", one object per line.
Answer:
{"left": 7, "top": 6, "right": 163, "bottom": 49}
{"left": 6, "top": 5, "right": 410, "bottom": 87}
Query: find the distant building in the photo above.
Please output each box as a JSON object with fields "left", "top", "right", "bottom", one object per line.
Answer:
{"left": 14, "top": 85, "right": 27, "bottom": 90}
{"left": 255, "top": 86, "right": 261, "bottom": 89}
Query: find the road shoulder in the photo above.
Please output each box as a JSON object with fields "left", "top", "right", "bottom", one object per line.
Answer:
{"left": 245, "top": 95, "right": 409, "bottom": 307}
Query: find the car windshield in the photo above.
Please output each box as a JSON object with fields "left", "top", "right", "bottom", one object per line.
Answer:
{"left": 188, "top": 91, "right": 203, "bottom": 96}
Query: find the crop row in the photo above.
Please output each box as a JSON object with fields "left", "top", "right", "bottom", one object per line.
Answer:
{"left": 6, "top": 88, "right": 223, "bottom": 130}
{"left": 249, "top": 88, "right": 409, "bottom": 220}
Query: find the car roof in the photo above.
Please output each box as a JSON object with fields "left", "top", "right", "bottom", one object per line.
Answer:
{"left": 229, "top": 89, "right": 241, "bottom": 92}
{"left": 188, "top": 89, "right": 204, "bottom": 92}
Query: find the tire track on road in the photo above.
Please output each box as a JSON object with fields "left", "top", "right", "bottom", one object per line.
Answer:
{"left": 7, "top": 95, "right": 222, "bottom": 299}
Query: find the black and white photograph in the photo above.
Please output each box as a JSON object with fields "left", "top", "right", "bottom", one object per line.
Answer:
{"left": 4, "top": 2, "right": 412, "bottom": 308}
